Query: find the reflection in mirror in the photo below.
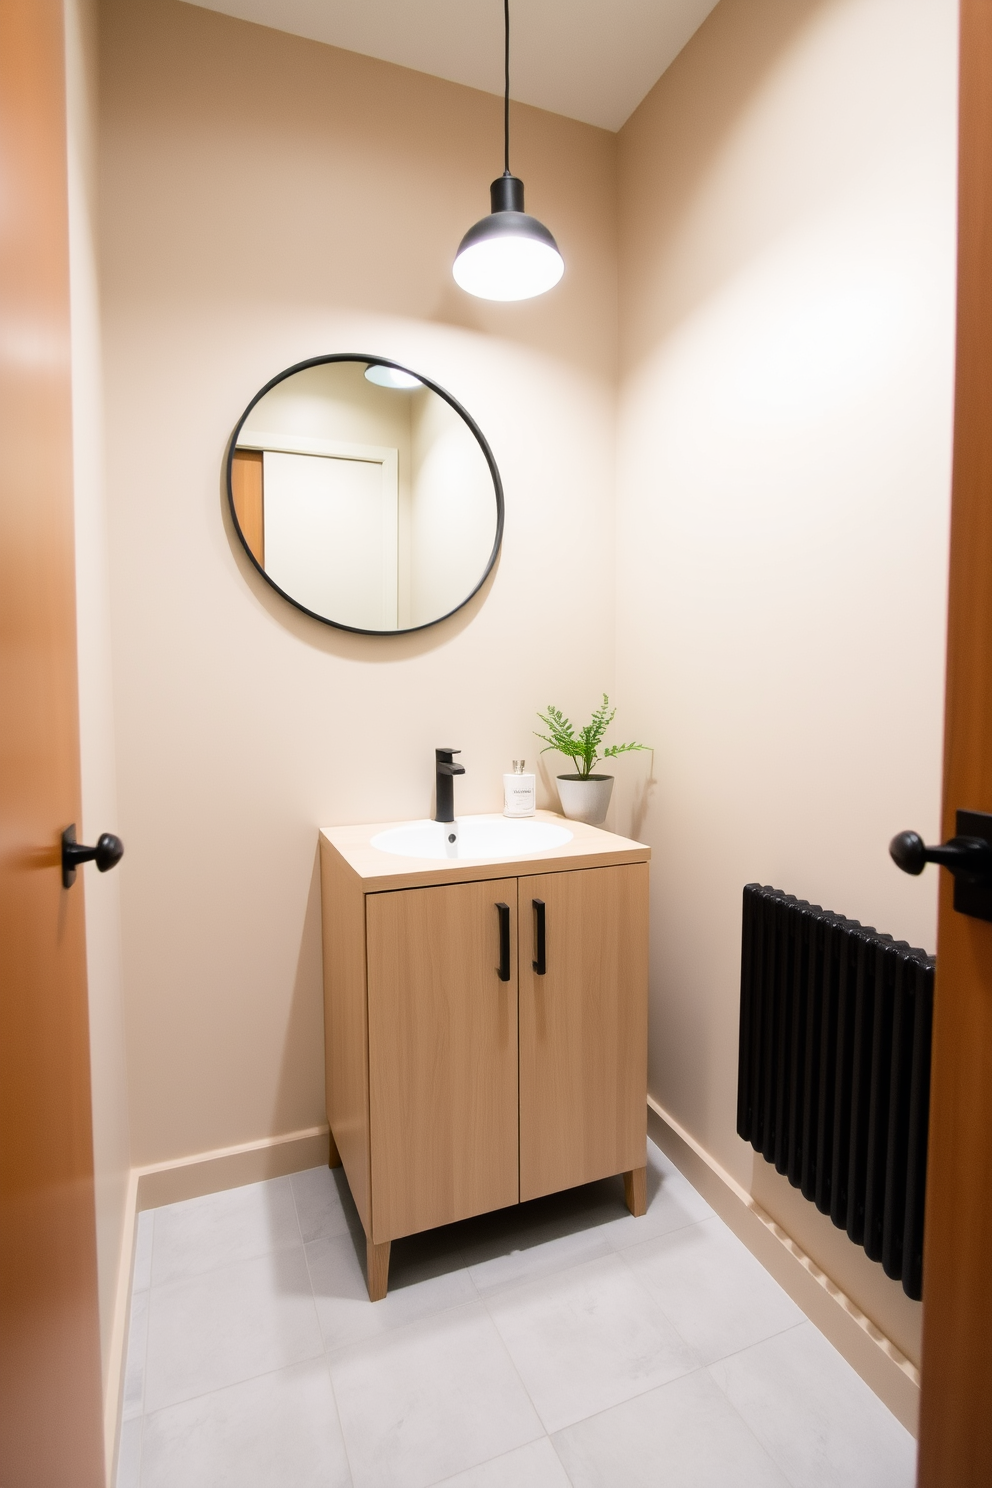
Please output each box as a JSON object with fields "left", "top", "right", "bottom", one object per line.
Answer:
{"left": 228, "top": 358, "right": 502, "bottom": 634}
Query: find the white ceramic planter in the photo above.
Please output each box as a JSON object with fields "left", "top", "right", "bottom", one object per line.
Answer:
{"left": 555, "top": 773, "right": 614, "bottom": 826}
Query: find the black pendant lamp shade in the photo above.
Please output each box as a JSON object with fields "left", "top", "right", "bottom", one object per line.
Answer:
{"left": 452, "top": 3, "right": 564, "bottom": 300}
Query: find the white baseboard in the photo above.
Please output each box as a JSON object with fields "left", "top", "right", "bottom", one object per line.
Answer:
{"left": 103, "top": 1124, "right": 331, "bottom": 1483}
{"left": 647, "top": 1096, "right": 920, "bottom": 1437}
{"left": 103, "top": 1167, "right": 139, "bottom": 1487}
{"left": 134, "top": 1124, "right": 330, "bottom": 1210}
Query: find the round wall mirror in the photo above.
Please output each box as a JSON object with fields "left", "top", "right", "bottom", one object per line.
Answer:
{"left": 227, "top": 356, "right": 503, "bottom": 634}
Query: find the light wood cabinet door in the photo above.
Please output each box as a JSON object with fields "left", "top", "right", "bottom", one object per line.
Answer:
{"left": 367, "top": 878, "right": 519, "bottom": 1242}
{"left": 518, "top": 864, "right": 648, "bottom": 1202}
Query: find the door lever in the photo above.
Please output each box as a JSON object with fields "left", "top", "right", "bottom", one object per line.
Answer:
{"left": 62, "top": 824, "right": 124, "bottom": 889}
{"left": 890, "top": 809, "right": 992, "bottom": 921}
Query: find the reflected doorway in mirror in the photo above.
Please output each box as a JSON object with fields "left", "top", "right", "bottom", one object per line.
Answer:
{"left": 226, "top": 355, "right": 504, "bottom": 634}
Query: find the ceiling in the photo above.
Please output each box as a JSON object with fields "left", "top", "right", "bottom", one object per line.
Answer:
{"left": 180, "top": 0, "right": 720, "bottom": 132}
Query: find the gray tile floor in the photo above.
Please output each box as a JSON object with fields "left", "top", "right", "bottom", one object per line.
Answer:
{"left": 116, "top": 1141, "right": 916, "bottom": 1488}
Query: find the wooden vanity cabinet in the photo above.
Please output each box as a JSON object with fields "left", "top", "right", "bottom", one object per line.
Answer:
{"left": 319, "top": 816, "right": 649, "bottom": 1300}
{"left": 518, "top": 864, "right": 649, "bottom": 1203}
{"left": 367, "top": 878, "right": 520, "bottom": 1244}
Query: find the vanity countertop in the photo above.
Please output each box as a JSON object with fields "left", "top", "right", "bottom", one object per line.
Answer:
{"left": 319, "top": 810, "right": 650, "bottom": 893}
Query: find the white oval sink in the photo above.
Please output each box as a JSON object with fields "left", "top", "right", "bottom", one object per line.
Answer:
{"left": 371, "top": 815, "right": 573, "bottom": 861}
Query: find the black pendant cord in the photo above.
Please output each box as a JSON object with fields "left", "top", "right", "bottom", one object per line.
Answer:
{"left": 503, "top": 0, "right": 511, "bottom": 175}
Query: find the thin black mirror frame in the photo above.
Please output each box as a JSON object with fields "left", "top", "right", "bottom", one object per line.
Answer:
{"left": 225, "top": 353, "right": 505, "bottom": 636}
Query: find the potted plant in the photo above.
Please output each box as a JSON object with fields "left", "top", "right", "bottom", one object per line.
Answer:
{"left": 535, "top": 694, "right": 649, "bottom": 825}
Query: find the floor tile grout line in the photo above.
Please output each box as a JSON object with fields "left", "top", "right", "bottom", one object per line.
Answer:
{"left": 287, "top": 1170, "right": 308, "bottom": 1250}
{"left": 145, "top": 1174, "right": 303, "bottom": 1282}
{"left": 133, "top": 1224, "right": 152, "bottom": 1421}
{"left": 604, "top": 1209, "right": 712, "bottom": 1261}
{"left": 544, "top": 1362, "right": 711, "bottom": 1436}
{"left": 417, "top": 1434, "right": 548, "bottom": 1488}
{"left": 296, "top": 1208, "right": 379, "bottom": 1437}
{"left": 466, "top": 1228, "right": 653, "bottom": 1307}
{"left": 317, "top": 1350, "right": 359, "bottom": 1488}
{"left": 476, "top": 1251, "right": 703, "bottom": 1439}
{"left": 470, "top": 1259, "right": 603, "bottom": 1308}
{"left": 135, "top": 1349, "right": 329, "bottom": 1427}
{"left": 318, "top": 1289, "right": 545, "bottom": 1488}
{"left": 302, "top": 1219, "right": 489, "bottom": 1358}
{"left": 114, "top": 1410, "right": 144, "bottom": 1488}
{"left": 541, "top": 1363, "right": 802, "bottom": 1488}
{"left": 145, "top": 1206, "right": 155, "bottom": 1294}
{"left": 699, "top": 1317, "right": 809, "bottom": 1371}
{"left": 603, "top": 1209, "right": 712, "bottom": 1257}
{"left": 421, "top": 1435, "right": 577, "bottom": 1488}
{"left": 144, "top": 1235, "right": 311, "bottom": 1294}
{"left": 543, "top": 1364, "right": 716, "bottom": 1443}
{"left": 319, "top": 1287, "right": 492, "bottom": 1366}
{"left": 134, "top": 1413, "right": 144, "bottom": 1488}
{"left": 471, "top": 1237, "right": 707, "bottom": 1377}
{"left": 608, "top": 1241, "right": 715, "bottom": 1367}
{"left": 547, "top": 1431, "right": 579, "bottom": 1488}
{"left": 703, "top": 1357, "right": 808, "bottom": 1488}
{"left": 312, "top": 1279, "right": 549, "bottom": 1457}
{"left": 477, "top": 1284, "right": 557, "bottom": 1436}
{"left": 135, "top": 1239, "right": 334, "bottom": 1432}
{"left": 609, "top": 1220, "right": 809, "bottom": 1371}
{"left": 134, "top": 1185, "right": 327, "bottom": 1418}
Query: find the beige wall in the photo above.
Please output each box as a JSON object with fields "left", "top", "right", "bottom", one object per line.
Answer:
{"left": 99, "top": 0, "right": 618, "bottom": 1167}
{"left": 65, "top": 0, "right": 132, "bottom": 1407}
{"left": 98, "top": 0, "right": 958, "bottom": 1386}
{"left": 615, "top": 0, "right": 957, "bottom": 1368}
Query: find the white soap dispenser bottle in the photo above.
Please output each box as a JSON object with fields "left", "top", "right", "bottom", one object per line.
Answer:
{"left": 503, "top": 760, "right": 536, "bottom": 818}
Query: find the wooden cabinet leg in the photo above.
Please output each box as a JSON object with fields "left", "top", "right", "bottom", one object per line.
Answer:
{"left": 366, "top": 1237, "right": 391, "bottom": 1301}
{"left": 623, "top": 1166, "right": 646, "bottom": 1217}
{"left": 327, "top": 1126, "right": 342, "bottom": 1169}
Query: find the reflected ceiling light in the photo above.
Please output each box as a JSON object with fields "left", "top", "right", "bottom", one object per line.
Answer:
{"left": 453, "top": 0, "right": 564, "bottom": 302}
{"left": 364, "top": 364, "right": 422, "bottom": 389}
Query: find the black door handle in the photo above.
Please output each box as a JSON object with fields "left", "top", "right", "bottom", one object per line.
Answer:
{"left": 532, "top": 898, "right": 546, "bottom": 975}
{"left": 889, "top": 830, "right": 992, "bottom": 879}
{"left": 62, "top": 824, "right": 124, "bottom": 889}
{"left": 890, "top": 809, "right": 992, "bottom": 922}
{"left": 496, "top": 902, "right": 511, "bottom": 981}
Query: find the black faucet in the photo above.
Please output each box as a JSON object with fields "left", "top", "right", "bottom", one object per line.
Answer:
{"left": 434, "top": 748, "right": 465, "bottom": 823}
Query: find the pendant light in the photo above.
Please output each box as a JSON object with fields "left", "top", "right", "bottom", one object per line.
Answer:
{"left": 452, "top": 0, "right": 564, "bottom": 301}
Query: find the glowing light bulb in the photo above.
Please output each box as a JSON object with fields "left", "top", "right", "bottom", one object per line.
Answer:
{"left": 365, "top": 364, "right": 422, "bottom": 389}
{"left": 454, "top": 229, "right": 564, "bottom": 302}
{"left": 454, "top": 174, "right": 563, "bottom": 303}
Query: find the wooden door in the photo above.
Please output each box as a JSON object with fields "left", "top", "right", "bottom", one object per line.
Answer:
{"left": 916, "top": 2, "right": 992, "bottom": 1479}
{"left": 518, "top": 864, "right": 648, "bottom": 1202}
{"left": 231, "top": 448, "right": 264, "bottom": 565}
{"left": 366, "top": 878, "right": 519, "bottom": 1242}
{"left": 0, "top": 1, "right": 105, "bottom": 1484}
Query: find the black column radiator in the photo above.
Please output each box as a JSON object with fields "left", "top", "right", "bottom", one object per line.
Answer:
{"left": 736, "top": 884, "right": 934, "bottom": 1301}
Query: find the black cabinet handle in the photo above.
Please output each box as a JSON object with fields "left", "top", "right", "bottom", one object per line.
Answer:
{"left": 532, "top": 898, "right": 546, "bottom": 975}
{"left": 496, "top": 902, "right": 510, "bottom": 982}
{"left": 62, "top": 824, "right": 124, "bottom": 889}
